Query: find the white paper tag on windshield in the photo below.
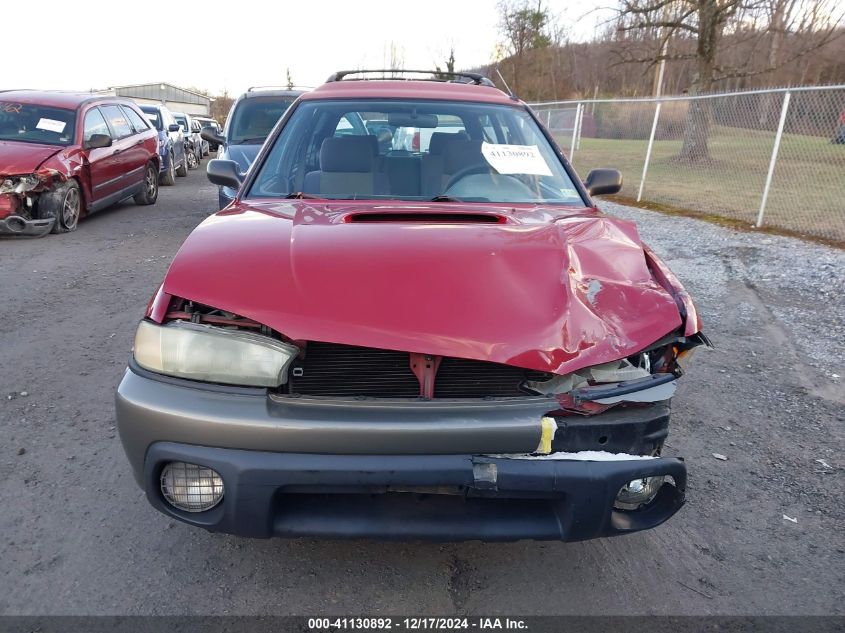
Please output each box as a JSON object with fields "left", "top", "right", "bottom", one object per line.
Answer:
{"left": 36, "top": 118, "right": 66, "bottom": 133}
{"left": 481, "top": 142, "right": 553, "bottom": 177}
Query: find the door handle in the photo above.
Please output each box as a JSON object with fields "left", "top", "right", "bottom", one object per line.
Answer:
{"left": 112, "top": 148, "right": 122, "bottom": 156}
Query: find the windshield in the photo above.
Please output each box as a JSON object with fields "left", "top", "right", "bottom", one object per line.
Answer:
{"left": 0, "top": 101, "right": 77, "bottom": 146}
{"left": 247, "top": 99, "right": 585, "bottom": 205}
{"left": 140, "top": 107, "right": 163, "bottom": 130}
{"left": 227, "top": 97, "right": 295, "bottom": 144}
{"left": 174, "top": 115, "right": 189, "bottom": 132}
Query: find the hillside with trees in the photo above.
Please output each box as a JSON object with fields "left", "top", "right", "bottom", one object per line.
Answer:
{"left": 477, "top": 0, "right": 845, "bottom": 103}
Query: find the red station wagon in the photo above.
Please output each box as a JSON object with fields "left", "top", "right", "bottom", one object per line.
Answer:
{"left": 116, "top": 70, "right": 710, "bottom": 542}
{"left": 0, "top": 91, "right": 160, "bottom": 236}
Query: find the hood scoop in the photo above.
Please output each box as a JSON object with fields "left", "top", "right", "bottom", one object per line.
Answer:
{"left": 346, "top": 212, "right": 504, "bottom": 224}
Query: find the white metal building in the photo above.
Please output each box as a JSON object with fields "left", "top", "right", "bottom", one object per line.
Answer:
{"left": 104, "top": 83, "right": 211, "bottom": 116}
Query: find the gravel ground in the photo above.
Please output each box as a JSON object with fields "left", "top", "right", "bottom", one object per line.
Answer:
{"left": 0, "top": 170, "right": 842, "bottom": 615}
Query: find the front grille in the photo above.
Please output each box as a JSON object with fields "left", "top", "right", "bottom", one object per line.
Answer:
{"left": 288, "top": 341, "right": 550, "bottom": 398}
{"left": 289, "top": 342, "right": 420, "bottom": 397}
{"left": 434, "top": 357, "right": 537, "bottom": 398}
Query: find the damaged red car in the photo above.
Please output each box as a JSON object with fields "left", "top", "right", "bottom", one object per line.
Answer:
{"left": 116, "top": 70, "right": 710, "bottom": 542}
{"left": 0, "top": 91, "right": 159, "bottom": 236}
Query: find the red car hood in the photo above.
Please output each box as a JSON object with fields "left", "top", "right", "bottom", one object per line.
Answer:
{"left": 162, "top": 201, "right": 683, "bottom": 375}
{"left": 0, "top": 140, "right": 63, "bottom": 175}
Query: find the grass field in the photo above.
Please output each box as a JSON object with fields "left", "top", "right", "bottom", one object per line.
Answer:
{"left": 558, "top": 126, "right": 845, "bottom": 241}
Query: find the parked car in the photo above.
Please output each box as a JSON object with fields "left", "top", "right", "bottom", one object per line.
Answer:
{"left": 117, "top": 70, "right": 710, "bottom": 542}
{"left": 172, "top": 112, "right": 203, "bottom": 170}
{"left": 0, "top": 91, "right": 159, "bottom": 236}
{"left": 139, "top": 104, "right": 188, "bottom": 185}
{"left": 200, "top": 87, "right": 302, "bottom": 208}
{"left": 193, "top": 116, "right": 219, "bottom": 154}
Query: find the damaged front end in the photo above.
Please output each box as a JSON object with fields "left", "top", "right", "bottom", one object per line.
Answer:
{"left": 0, "top": 169, "right": 66, "bottom": 237}
{"left": 117, "top": 291, "right": 710, "bottom": 540}
{"left": 136, "top": 294, "right": 711, "bottom": 461}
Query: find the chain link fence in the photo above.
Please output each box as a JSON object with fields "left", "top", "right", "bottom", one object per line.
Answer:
{"left": 532, "top": 85, "right": 845, "bottom": 242}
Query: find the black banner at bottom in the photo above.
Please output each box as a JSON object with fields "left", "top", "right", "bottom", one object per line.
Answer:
{"left": 0, "top": 616, "right": 842, "bottom": 633}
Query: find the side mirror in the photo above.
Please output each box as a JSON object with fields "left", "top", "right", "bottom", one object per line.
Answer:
{"left": 206, "top": 159, "right": 243, "bottom": 189}
{"left": 84, "top": 133, "right": 112, "bottom": 150}
{"left": 201, "top": 127, "right": 225, "bottom": 146}
{"left": 168, "top": 123, "right": 181, "bottom": 132}
{"left": 584, "top": 168, "right": 623, "bottom": 197}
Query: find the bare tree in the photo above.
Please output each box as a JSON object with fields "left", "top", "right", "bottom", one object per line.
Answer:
{"left": 385, "top": 42, "right": 405, "bottom": 74}
{"left": 434, "top": 48, "right": 456, "bottom": 79}
{"left": 616, "top": 0, "right": 844, "bottom": 161}
{"left": 497, "top": 0, "right": 554, "bottom": 93}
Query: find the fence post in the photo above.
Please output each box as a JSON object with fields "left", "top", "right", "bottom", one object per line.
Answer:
{"left": 575, "top": 104, "right": 584, "bottom": 150}
{"left": 756, "top": 91, "right": 791, "bottom": 228}
{"left": 570, "top": 103, "right": 582, "bottom": 161}
{"left": 637, "top": 102, "right": 662, "bottom": 202}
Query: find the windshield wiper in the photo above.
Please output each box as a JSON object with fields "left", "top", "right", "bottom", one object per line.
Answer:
{"left": 283, "top": 192, "right": 321, "bottom": 199}
{"left": 236, "top": 137, "right": 267, "bottom": 144}
{"left": 430, "top": 195, "right": 463, "bottom": 202}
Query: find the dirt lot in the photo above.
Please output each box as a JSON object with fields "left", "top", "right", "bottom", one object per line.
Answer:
{"left": 0, "top": 168, "right": 842, "bottom": 615}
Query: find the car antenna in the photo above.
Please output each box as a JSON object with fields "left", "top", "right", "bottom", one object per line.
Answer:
{"left": 495, "top": 67, "right": 517, "bottom": 100}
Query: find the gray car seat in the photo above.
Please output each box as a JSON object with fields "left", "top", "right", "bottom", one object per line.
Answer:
{"left": 303, "top": 136, "right": 387, "bottom": 197}
{"left": 421, "top": 131, "right": 469, "bottom": 196}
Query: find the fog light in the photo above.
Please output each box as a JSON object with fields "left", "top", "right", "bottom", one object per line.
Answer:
{"left": 160, "top": 461, "right": 224, "bottom": 512}
{"left": 614, "top": 476, "right": 664, "bottom": 510}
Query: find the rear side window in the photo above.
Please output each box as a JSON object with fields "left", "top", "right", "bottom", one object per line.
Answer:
{"left": 141, "top": 108, "right": 162, "bottom": 130}
{"left": 83, "top": 108, "right": 110, "bottom": 142}
{"left": 122, "top": 106, "right": 149, "bottom": 133}
{"left": 101, "top": 104, "right": 134, "bottom": 139}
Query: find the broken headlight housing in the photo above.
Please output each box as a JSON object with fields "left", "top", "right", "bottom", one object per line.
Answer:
{"left": 133, "top": 320, "right": 299, "bottom": 387}
{"left": 525, "top": 355, "right": 654, "bottom": 396}
{"left": 0, "top": 174, "right": 40, "bottom": 195}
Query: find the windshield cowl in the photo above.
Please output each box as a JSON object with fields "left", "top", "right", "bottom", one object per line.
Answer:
{"left": 233, "top": 198, "right": 595, "bottom": 225}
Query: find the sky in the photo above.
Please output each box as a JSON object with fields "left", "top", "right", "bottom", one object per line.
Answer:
{"left": 5, "top": 0, "right": 613, "bottom": 97}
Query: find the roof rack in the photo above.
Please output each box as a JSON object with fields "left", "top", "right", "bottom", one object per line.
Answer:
{"left": 247, "top": 85, "right": 313, "bottom": 92}
{"left": 325, "top": 69, "right": 497, "bottom": 88}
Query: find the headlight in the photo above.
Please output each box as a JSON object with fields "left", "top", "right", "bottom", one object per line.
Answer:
{"left": 134, "top": 320, "right": 298, "bottom": 387}
{"left": 0, "top": 174, "right": 40, "bottom": 194}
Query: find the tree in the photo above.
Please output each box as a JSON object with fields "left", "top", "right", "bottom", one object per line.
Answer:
{"left": 497, "top": 0, "right": 554, "bottom": 93}
{"left": 616, "top": 0, "right": 844, "bottom": 162}
{"left": 434, "top": 48, "right": 456, "bottom": 79}
{"left": 210, "top": 89, "right": 233, "bottom": 126}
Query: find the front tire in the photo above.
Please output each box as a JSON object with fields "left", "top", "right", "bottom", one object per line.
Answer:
{"left": 176, "top": 149, "right": 188, "bottom": 177}
{"left": 134, "top": 162, "right": 159, "bottom": 205}
{"left": 160, "top": 151, "right": 176, "bottom": 186}
{"left": 43, "top": 180, "right": 82, "bottom": 234}
{"left": 186, "top": 148, "right": 199, "bottom": 170}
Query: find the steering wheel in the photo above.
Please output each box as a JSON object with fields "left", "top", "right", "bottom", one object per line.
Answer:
{"left": 443, "top": 163, "right": 497, "bottom": 192}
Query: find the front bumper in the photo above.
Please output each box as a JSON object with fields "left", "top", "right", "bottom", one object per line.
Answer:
{"left": 145, "top": 442, "right": 685, "bottom": 541}
{"left": 0, "top": 214, "right": 54, "bottom": 236}
{"left": 117, "top": 366, "right": 685, "bottom": 541}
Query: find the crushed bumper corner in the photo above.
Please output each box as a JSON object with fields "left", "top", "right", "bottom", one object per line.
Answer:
{"left": 0, "top": 215, "right": 54, "bottom": 237}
